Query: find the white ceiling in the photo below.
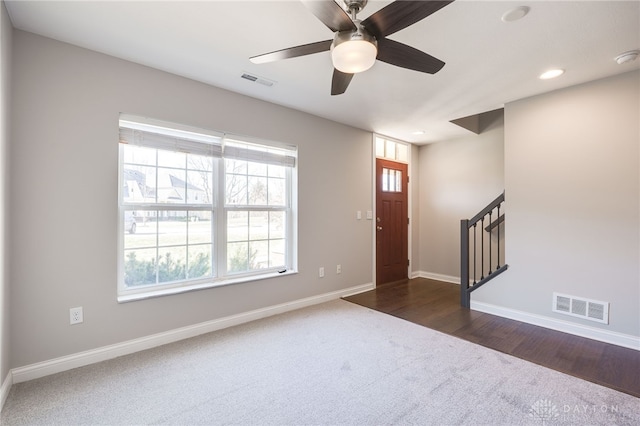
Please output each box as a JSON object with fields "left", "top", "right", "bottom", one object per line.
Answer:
{"left": 5, "top": 0, "right": 640, "bottom": 144}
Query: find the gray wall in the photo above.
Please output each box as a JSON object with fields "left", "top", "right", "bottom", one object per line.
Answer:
{"left": 0, "top": 0, "right": 12, "bottom": 382}
{"left": 474, "top": 71, "right": 640, "bottom": 337}
{"left": 9, "top": 31, "right": 374, "bottom": 368}
{"left": 418, "top": 115, "right": 505, "bottom": 278}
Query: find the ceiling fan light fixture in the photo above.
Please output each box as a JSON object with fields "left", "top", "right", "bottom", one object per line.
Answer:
{"left": 332, "top": 40, "right": 377, "bottom": 73}
{"left": 331, "top": 23, "right": 377, "bottom": 74}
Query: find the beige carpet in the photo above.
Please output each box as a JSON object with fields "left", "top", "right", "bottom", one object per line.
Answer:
{"left": 2, "top": 299, "right": 639, "bottom": 425}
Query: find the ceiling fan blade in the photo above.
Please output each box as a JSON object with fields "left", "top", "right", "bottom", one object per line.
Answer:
{"left": 331, "top": 69, "right": 354, "bottom": 95}
{"left": 376, "top": 38, "right": 445, "bottom": 74}
{"left": 362, "top": 1, "right": 454, "bottom": 38}
{"left": 250, "top": 40, "right": 333, "bottom": 64}
{"left": 301, "top": 0, "right": 356, "bottom": 32}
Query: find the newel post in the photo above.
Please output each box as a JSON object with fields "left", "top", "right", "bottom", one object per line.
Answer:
{"left": 460, "top": 219, "right": 470, "bottom": 308}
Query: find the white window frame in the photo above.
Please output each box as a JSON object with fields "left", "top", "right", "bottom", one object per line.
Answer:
{"left": 118, "top": 115, "right": 298, "bottom": 302}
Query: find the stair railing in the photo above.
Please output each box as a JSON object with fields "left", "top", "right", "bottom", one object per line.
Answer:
{"left": 460, "top": 192, "right": 508, "bottom": 308}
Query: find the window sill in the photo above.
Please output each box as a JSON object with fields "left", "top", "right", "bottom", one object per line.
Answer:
{"left": 117, "top": 269, "right": 298, "bottom": 303}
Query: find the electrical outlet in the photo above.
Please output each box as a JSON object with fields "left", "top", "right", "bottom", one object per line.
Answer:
{"left": 336, "top": 264, "right": 341, "bottom": 274}
{"left": 70, "top": 307, "right": 83, "bottom": 325}
{"left": 319, "top": 267, "right": 325, "bottom": 278}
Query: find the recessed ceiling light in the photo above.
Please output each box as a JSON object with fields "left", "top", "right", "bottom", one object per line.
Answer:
{"left": 539, "top": 69, "right": 565, "bottom": 80}
{"left": 501, "top": 6, "right": 530, "bottom": 23}
{"left": 412, "top": 130, "right": 426, "bottom": 135}
{"left": 615, "top": 50, "right": 639, "bottom": 65}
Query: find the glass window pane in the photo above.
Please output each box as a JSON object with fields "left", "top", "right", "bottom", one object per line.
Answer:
{"left": 227, "top": 211, "right": 248, "bottom": 242}
{"left": 269, "top": 212, "right": 285, "bottom": 239}
{"left": 157, "top": 168, "right": 186, "bottom": 204}
{"left": 123, "top": 145, "right": 156, "bottom": 166}
{"left": 376, "top": 137, "right": 385, "bottom": 158}
{"left": 124, "top": 213, "right": 157, "bottom": 249}
{"left": 226, "top": 159, "right": 247, "bottom": 175}
{"left": 187, "top": 153, "right": 213, "bottom": 172}
{"left": 226, "top": 174, "right": 247, "bottom": 205}
{"left": 385, "top": 141, "right": 396, "bottom": 160}
{"left": 227, "top": 241, "right": 249, "bottom": 273}
{"left": 250, "top": 240, "right": 269, "bottom": 270}
{"left": 397, "top": 144, "right": 408, "bottom": 163}
{"left": 268, "top": 164, "right": 285, "bottom": 178}
{"left": 188, "top": 212, "right": 212, "bottom": 244}
{"left": 248, "top": 161, "right": 267, "bottom": 177}
{"left": 395, "top": 170, "right": 402, "bottom": 192}
{"left": 268, "top": 178, "right": 285, "bottom": 206}
{"left": 248, "top": 176, "right": 268, "bottom": 205}
{"left": 382, "top": 168, "right": 389, "bottom": 192}
{"left": 188, "top": 245, "right": 212, "bottom": 279}
{"left": 249, "top": 211, "right": 269, "bottom": 241}
{"left": 124, "top": 248, "right": 157, "bottom": 287}
{"left": 157, "top": 246, "right": 187, "bottom": 283}
{"left": 187, "top": 170, "right": 212, "bottom": 204}
{"left": 123, "top": 166, "right": 156, "bottom": 203}
{"left": 158, "top": 150, "right": 185, "bottom": 168}
{"left": 158, "top": 212, "right": 187, "bottom": 246}
{"left": 269, "top": 239, "right": 285, "bottom": 267}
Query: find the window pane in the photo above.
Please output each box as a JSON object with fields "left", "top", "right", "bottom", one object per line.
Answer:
{"left": 250, "top": 240, "right": 269, "bottom": 269}
{"left": 124, "top": 145, "right": 156, "bottom": 166}
{"left": 226, "top": 174, "right": 247, "bottom": 205}
{"left": 248, "top": 176, "right": 267, "bottom": 205}
{"left": 158, "top": 212, "right": 187, "bottom": 247}
{"left": 124, "top": 213, "right": 157, "bottom": 249}
{"left": 188, "top": 245, "right": 212, "bottom": 279}
{"left": 248, "top": 161, "right": 267, "bottom": 177}
{"left": 397, "top": 144, "right": 408, "bottom": 163}
{"left": 157, "top": 246, "right": 187, "bottom": 283}
{"left": 269, "top": 212, "right": 285, "bottom": 239}
{"left": 269, "top": 239, "right": 285, "bottom": 267}
{"left": 124, "top": 248, "right": 157, "bottom": 287}
{"left": 187, "top": 170, "right": 212, "bottom": 204}
{"left": 395, "top": 170, "right": 402, "bottom": 192}
{"left": 385, "top": 141, "right": 396, "bottom": 160}
{"left": 249, "top": 211, "right": 269, "bottom": 240}
{"left": 382, "top": 168, "right": 389, "bottom": 192}
{"left": 376, "top": 137, "right": 385, "bottom": 158}
{"left": 158, "top": 150, "right": 185, "bottom": 168}
{"left": 268, "top": 164, "right": 285, "bottom": 178}
{"left": 123, "top": 166, "right": 156, "bottom": 202}
{"left": 268, "top": 178, "right": 285, "bottom": 206}
{"left": 227, "top": 241, "right": 249, "bottom": 273}
{"left": 188, "top": 212, "right": 212, "bottom": 244}
{"left": 227, "top": 211, "right": 248, "bottom": 242}
{"left": 226, "top": 159, "right": 247, "bottom": 175}
{"left": 157, "top": 168, "right": 186, "bottom": 204}
{"left": 187, "top": 153, "right": 213, "bottom": 172}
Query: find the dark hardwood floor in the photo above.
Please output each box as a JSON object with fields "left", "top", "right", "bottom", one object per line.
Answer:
{"left": 343, "top": 278, "right": 640, "bottom": 398}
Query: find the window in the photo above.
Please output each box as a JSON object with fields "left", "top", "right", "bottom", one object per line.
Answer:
{"left": 375, "top": 136, "right": 408, "bottom": 163}
{"left": 118, "top": 115, "right": 297, "bottom": 301}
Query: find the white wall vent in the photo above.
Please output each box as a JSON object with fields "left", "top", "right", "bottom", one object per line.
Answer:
{"left": 552, "top": 292, "right": 609, "bottom": 324}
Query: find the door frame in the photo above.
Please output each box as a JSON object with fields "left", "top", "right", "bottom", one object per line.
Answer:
{"left": 371, "top": 134, "right": 413, "bottom": 287}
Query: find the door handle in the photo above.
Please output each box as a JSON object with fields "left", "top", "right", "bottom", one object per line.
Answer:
{"left": 376, "top": 226, "right": 383, "bottom": 231}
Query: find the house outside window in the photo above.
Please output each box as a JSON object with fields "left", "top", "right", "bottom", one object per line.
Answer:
{"left": 118, "top": 115, "right": 297, "bottom": 301}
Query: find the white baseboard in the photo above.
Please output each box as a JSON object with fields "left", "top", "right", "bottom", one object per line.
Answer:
{"left": 471, "top": 301, "right": 640, "bottom": 351}
{"left": 414, "top": 271, "right": 460, "bottom": 284}
{"left": 10, "top": 282, "right": 374, "bottom": 385}
{"left": 1, "top": 371, "right": 12, "bottom": 413}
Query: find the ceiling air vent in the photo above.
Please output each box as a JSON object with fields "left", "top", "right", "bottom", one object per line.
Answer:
{"left": 552, "top": 292, "right": 609, "bottom": 324}
{"left": 241, "top": 72, "right": 276, "bottom": 87}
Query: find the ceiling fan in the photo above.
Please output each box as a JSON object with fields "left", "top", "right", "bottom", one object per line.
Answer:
{"left": 250, "top": 0, "right": 454, "bottom": 95}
